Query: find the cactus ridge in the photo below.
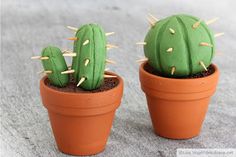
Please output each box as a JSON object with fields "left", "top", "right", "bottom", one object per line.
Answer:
{"left": 72, "top": 24, "right": 107, "bottom": 90}
{"left": 144, "top": 14, "right": 215, "bottom": 77}
{"left": 176, "top": 16, "right": 193, "bottom": 74}
{"left": 41, "top": 46, "right": 69, "bottom": 87}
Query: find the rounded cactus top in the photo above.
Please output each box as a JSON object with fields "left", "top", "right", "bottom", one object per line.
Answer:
{"left": 144, "top": 14, "right": 215, "bottom": 77}
{"left": 72, "top": 24, "right": 107, "bottom": 90}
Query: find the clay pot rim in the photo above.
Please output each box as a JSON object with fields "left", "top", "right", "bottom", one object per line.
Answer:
{"left": 40, "top": 71, "right": 123, "bottom": 96}
{"left": 140, "top": 61, "right": 219, "bottom": 82}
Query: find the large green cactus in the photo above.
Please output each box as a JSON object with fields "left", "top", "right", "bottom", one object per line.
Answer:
{"left": 144, "top": 14, "right": 215, "bottom": 77}
{"left": 72, "top": 24, "right": 107, "bottom": 90}
{"left": 41, "top": 46, "right": 69, "bottom": 87}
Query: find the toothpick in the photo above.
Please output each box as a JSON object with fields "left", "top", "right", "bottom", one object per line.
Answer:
{"left": 63, "top": 53, "right": 76, "bottom": 57}
{"left": 106, "top": 44, "right": 118, "bottom": 49}
{"left": 166, "top": 48, "right": 173, "bottom": 52}
{"left": 37, "top": 70, "right": 52, "bottom": 75}
{"left": 31, "top": 56, "right": 49, "bottom": 60}
{"left": 147, "top": 17, "right": 155, "bottom": 27}
{"left": 40, "top": 57, "right": 49, "bottom": 60}
{"left": 169, "top": 28, "right": 175, "bottom": 34}
{"left": 37, "top": 70, "right": 45, "bottom": 75}
{"left": 44, "top": 71, "right": 52, "bottom": 74}
{"left": 105, "top": 32, "right": 115, "bottom": 36}
{"left": 192, "top": 20, "right": 201, "bottom": 29}
{"left": 148, "top": 13, "right": 158, "bottom": 22}
{"left": 136, "top": 58, "right": 148, "bottom": 63}
{"left": 77, "top": 77, "right": 86, "bottom": 87}
{"left": 199, "top": 61, "right": 208, "bottom": 71}
{"left": 106, "top": 59, "right": 116, "bottom": 64}
{"left": 31, "top": 56, "right": 41, "bottom": 59}
{"left": 214, "top": 32, "right": 224, "bottom": 37}
{"left": 67, "top": 37, "right": 78, "bottom": 41}
{"left": 205, "top": 17, "right": 219, "bottom": 25}
{"left": 83, "top": 40, "right": 89, "bottom": 45}
{"left": 62, "top": 50, "right": 75, "bottom": 54}
{"left": 200, "top": 42, "right": 213, "bottom": 47}
{"left": 104, "top": 74, "right": 117, "bottom": 78}
{"left": 67, "top": 26, "right": 78, "bottom": 32}
{"left": 61, "top": 69, "right": 75, "bottom": 74}
{"left": 84, "top": 59, "right": 90, "bottom": 66}
{"left": 171, "top": 66, "right": 176, "bottom": 75}
{"left": 136, "top": 42, "right": 147, "bottom": 45}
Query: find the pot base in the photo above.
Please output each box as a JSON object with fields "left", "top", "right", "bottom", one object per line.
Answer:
{"left": 154, "top": 131, "right": 199, "bottom": 140}
{"left": 139, "top": 62, "right": 219, "bottom": 140}
{"left": 48, "top": 111, "right": 114, "bottom": 156}
{"left": 146, "top": 97, "right": 209, "bottom": 139}
{"left": 59, "top": 142, "right": 105, "bottom": 156}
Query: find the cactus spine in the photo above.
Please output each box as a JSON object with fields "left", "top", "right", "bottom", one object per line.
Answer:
{"left": 144, "top": 14, "right": 215, "bottom": 77}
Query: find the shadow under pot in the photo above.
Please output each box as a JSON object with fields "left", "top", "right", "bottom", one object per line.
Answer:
{"left": 139, "top": 61, "right": 219, "bottom": 139}
{"left": 40, "top": 72, "right": 123, "bottom": 156}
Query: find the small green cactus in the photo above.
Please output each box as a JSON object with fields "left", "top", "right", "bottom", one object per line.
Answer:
{"left": 41, "top": 46, "right": 69, "bottom": 87}
{"left": 144, "top": 14, "right": 215, "bottom": 77}
{"left": 72, "top": 24, "right": 107, "bottom": 90}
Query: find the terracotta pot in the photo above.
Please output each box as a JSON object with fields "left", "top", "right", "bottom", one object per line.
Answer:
{"left": 139, "top": 62, "right": 219, "bottom": 139}
{"left": 40, "top": 72, "right": 123, "bottom": 156}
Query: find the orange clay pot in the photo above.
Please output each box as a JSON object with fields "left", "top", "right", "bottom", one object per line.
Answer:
{"left": 40, "top": 72, "right": 123, "bottom": 156}
{"left": 139, "top": 62, "right": 219, "bottom": 139}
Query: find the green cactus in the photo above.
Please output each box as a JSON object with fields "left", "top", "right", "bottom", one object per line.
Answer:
{"left": 41, "top": 46, "right": 69, "bottom": 87}
{"left": 144, "top": 14, "right": 215, "bottom": 77}
{"left": 32, "top": 23, "right": 116, "bottom": 90}
{"left": 72, "top": 24, "right": 107, "bottom": 90}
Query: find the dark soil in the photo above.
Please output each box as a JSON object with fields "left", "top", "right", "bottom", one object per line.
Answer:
{"left": 144, "top": 64, "right": 215, "bottom": 79}
{"left": 45, "top": 77, "right": 119, "bottom": 93}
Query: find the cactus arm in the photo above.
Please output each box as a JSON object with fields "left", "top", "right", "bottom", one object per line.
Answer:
{"left": 78, "top": 24, "right": 106, "bottom": 90}
{"left": 41, "top": 46, "right": 69, "bottom": 87}
{"left": 72, "top": 24, "right": 107, "bottom": 90}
